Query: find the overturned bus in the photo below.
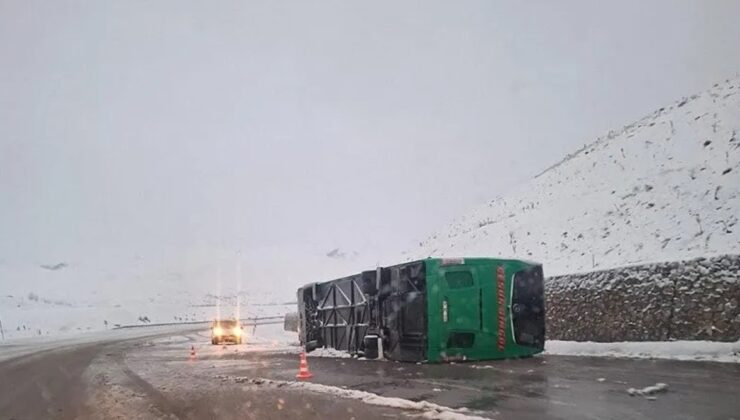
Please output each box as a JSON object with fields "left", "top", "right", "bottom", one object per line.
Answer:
{"left": 296, "top": 257, "right": 545, "bottom": 363}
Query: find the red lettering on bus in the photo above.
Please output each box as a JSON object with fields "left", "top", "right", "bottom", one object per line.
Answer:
{"left": 496, "top": 266, "right": 506, "bottom": 352}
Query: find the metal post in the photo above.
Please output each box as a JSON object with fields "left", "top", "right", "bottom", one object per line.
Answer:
{"left": 0, "top": 319, "right": 4, "bottom": 340}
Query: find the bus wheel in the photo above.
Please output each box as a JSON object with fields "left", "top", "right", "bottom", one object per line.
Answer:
{"left": 363, "top": 335, "right": 379, "bottom": 359}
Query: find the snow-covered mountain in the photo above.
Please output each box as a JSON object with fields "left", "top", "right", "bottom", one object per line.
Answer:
{"left": 408, "top": 78, "right": 740, "bottom": 276}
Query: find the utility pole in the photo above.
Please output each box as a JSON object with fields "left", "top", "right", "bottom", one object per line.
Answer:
{"left": 0, "top": 319, "right": 5, "bottom": 340}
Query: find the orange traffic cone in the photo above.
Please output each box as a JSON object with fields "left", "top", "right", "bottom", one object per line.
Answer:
{"left": 189, "top": 345, "right": 197, "bottom": 361}
{"left": 296, "top": 351, "right": 313, "bottom": 379}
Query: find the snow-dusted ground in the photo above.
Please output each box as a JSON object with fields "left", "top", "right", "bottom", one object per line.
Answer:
{"left": 306, "top": 346, "right": 353, "bottom": 359}
{"left": 0, "top": 291, "right": 293, "bottom": 340}
{"left": 545, "top": 339, "right": 740, "bottom": 363}
{"left": 409, "top": 78, "right": 740, "bottom": 276}
{"left": 189, "top": 322, "right": 300, "bottom": 358}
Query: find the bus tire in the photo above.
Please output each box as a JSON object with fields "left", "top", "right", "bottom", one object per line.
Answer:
{"left": 363, "top": 335, "right": 379, "bottom": 359}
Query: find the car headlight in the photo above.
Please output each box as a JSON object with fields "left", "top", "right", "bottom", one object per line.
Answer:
{"left": 233, "top": 327, "right": 243, "bottom": 336}
{"left": 213, "top": 326, "right": 223, "bottom": 336}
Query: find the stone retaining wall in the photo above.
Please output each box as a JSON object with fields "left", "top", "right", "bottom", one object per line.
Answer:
{"left": 545, "top": 255, "right": 740, "bottom": 342}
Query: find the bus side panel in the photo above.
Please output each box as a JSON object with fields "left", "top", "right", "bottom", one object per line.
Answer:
{"left": 379, "top": 261, "right": 427, "bottom": 362}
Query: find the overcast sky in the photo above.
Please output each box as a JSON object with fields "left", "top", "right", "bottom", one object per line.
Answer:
{"left": 1, "top": 0, "right": 739, "bottom": 297}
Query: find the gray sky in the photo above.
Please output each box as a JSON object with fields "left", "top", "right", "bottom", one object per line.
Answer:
{"left": 1, "top": 0, "right": 739, "bottom": 298}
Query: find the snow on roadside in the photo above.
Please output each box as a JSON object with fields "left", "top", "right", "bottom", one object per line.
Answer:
{"left": 247, "top": 322, "right": 299, "bottom": 347}
{"left": 304, "top": 338, "right": 740, "bottom": 364}
{"left": 184, "top": 323, "right": 300, "bottom": 358}
{"left": 222, "top": 376, "right": 492, "bottom": 420}
{"left": 306, "top": 347, "right": 353, "bottom": 358}
{"left": 627, "top": 382, "right": 669, "bottom": 397}
{"left": 545, "top": 340, "right": 740, "bottom": 363}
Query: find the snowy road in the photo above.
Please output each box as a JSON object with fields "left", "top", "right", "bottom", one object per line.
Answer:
{"left": 1, "top": 327, "right": 739, "bottom": 419}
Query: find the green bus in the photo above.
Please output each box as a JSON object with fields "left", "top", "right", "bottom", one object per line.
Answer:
{"left": 296, "top": 257, "right": 545, "bottom": 363}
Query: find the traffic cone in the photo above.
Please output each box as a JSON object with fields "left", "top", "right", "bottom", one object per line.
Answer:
{"left": 189, "top": 345, "right": 197, "bottom": 361}
{"left": 296, "top": 351, "right": 313, "bottom": 379}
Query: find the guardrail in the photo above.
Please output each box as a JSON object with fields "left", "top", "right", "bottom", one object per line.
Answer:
{"left": 112, "top": 315, "right": 285, "bottom": 330}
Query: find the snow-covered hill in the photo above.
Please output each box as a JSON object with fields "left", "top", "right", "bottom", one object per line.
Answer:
{"left": 408, "top": 78, "right": 740, "bottom": 276}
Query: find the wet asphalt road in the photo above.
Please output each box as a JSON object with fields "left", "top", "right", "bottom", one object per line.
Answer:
{"left": 287, "top": 354, "right": 740, "bottom": 420}
{"left": 220, "top": 351, "right": 740, "bottom": 420}
{"left": 1, "top": 330, "right": 739, "bottom": 420}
